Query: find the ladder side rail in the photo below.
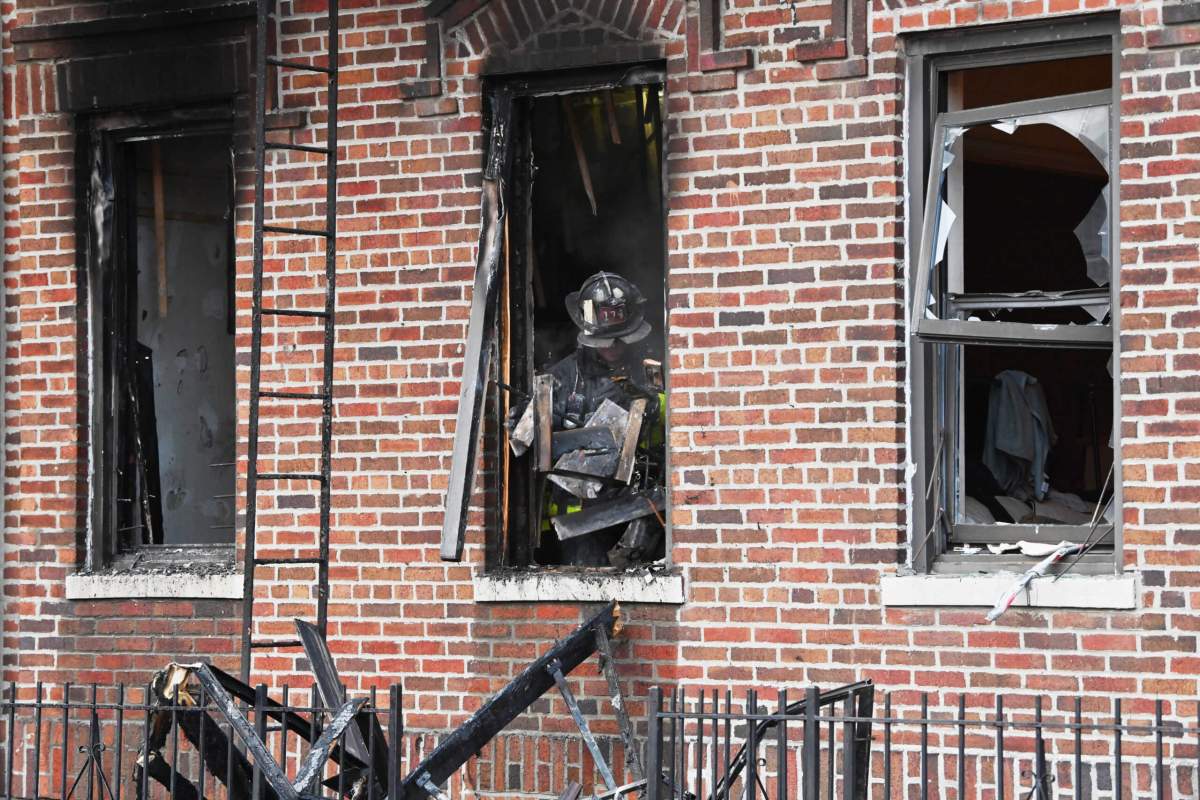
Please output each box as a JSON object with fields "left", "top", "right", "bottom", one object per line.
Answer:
{"left": 316, "top": 0, "right": 339, "bottom": 639}
{"left": 240, "top": 0, "right": 272, "bottom": 683}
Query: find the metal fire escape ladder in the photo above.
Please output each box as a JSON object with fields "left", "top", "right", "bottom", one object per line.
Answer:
{"left": 240, "top": 0, "right": 340, "bottom": 682}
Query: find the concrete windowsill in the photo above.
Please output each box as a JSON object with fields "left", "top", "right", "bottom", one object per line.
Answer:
{"left": 66, "top": 571, "right": 242, "bottom": 600}
{"left": 474, "top": 569, "right": 685, "bottom": 604}
{"left": 881, "top": 571, "right": 1139, "bottom": 610}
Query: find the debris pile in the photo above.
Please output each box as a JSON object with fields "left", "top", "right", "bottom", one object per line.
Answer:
{"left": 137, "top": 604, "right": 640, "bottom": 800}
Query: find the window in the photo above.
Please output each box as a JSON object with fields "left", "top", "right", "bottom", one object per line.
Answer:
{"left": 83, "top": 114, "right": 236, "bottom": 570}
{"left": 440, "top": 66, "right": 669, "bottom": 572}
{"left": 906, "top": 19, "right": 1121, "bottom": 574}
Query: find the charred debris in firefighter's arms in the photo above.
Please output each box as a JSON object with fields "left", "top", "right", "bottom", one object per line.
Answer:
{"left": 505, "top": 272, "right": 668, "bottom": 571}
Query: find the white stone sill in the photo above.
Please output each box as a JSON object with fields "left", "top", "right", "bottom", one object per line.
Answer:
{"left": 881, "top": 572, "right": 1139, "bottom": 610}
{"left": 474, "top": 570, "right": 684, "bottom": 604}
{"left": 65, "top": 571, "right": 242, "bottom": 600}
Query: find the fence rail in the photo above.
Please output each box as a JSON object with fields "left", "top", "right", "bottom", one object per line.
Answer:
{"left": 644, "top": 686, "right": 1200, "bottom": 800}
{"left": 2, "top": 682, "right": 1199, "bottom": 800}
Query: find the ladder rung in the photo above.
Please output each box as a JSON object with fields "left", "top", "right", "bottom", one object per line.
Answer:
{"left": 266, "top": 56, "right": 334, "bottom": 75}
{"left": 259, "top": 390, "right": 329, "bottom": 401}
{"left": 262, "top": 224, "right": 331, "bottom": 238}
{"left": 265, "top": 141, "right": 333, "bottom": 156}
{"left": 262, "top": 307, "right": 329, "bottom": 319}
{"left": 256, "top": 472, "right": 326, "bottom": 482}
{"left": 255, "top": 557, "right": 325, "bottom": 565}
{"left": 249, "top": 639, "right": 304, "bottom": 649}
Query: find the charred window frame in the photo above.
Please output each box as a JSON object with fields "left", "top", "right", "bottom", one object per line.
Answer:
{"left": 905, "top": 16, "right": 1122, "bottom": 575}
{"left": 438, "top": 64, "right": 670, "bottom": 570}
{"left": 500, "top": 67, "right": 668, "bottom": 572}
{"left": 80, "top": 108, "right": 238, "bottom": 570}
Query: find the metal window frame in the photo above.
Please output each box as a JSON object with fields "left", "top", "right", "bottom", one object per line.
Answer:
{"left": 911, "top": 90, "right": 1112, "bottom": 332}
{"left": 904, "top": 14, "right": 1122, "bottom": 574}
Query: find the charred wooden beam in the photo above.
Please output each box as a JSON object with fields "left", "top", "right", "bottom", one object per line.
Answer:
{"left": 203, "top": 663, "right": 368, "bottom": 772}
{"left": 534, "top": 373, "right": 553, "bottom": 473}
{"left": 400, "top": 602, "right": 618, "bottom": 800}
{"left": 440, "top": 88, "right": 514, "bottom": 562}
{"left": 548, "top": 658, "right": 617, "bottom": 791}
{"left": 139, "top": 752, "right": 203, "bottom": 800}
{"left": 189, "top": 663, "right": 367, "bottom": 800}
{"left": 615, "top": 398, "right": 647, "bottom": 484}
{"left": 296, "top": 618, "right": 391, "bottom": 794}
{"left": 551, "top": 426, "right": 617, "bottom": 460}
{"left": 595, "top": 626, "right": 643, "bottom": 782}
{"left": 552, "top": 488, "right": 665, "bottom": 541}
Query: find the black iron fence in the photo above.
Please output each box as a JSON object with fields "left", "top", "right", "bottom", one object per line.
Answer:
{"left": 2, "top": 681, "right": 1199, "bottom": 800}
{"left": 644, "top": 685, "right": 1200, "bottom": 800}
{"left": 0, "top": 681, "right": 411, "bottom": 800}
{"left": 0, "top": 681, "right": 633, "bottom": 800}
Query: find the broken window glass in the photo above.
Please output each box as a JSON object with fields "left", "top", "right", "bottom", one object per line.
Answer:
{"left": 911, "top": 59, "right": 1117, "bottom": 563}
{"left": 914, "top": 94, "right": 1114, "bottom": 342}
{"left": 88, "top": 122, "right": 236, "bottom": 562}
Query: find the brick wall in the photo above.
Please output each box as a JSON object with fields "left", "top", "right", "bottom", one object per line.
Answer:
{"left": 5, "top": 0, "right": 1200, "bottom": 788}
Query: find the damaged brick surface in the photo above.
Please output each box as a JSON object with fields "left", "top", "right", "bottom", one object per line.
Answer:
{"left": 2, "top": 0, "right": 1200, "bottom": 797}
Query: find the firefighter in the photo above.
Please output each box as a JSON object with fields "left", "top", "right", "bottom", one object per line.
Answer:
{"left": 548, "top": 271, "right": 656, "bottom": 429}
{"left": 543, "top": 272, "right": 665, "bottom": 566}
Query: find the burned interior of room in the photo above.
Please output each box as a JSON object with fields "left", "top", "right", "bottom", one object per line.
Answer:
{"left": 494, "top": 77, "right": 667, "bottom": 570}
{"left": 96, "top": 130, "right": 236, "bottom": 554}
{"left": 926, "top": 54, "right": 1116, "bottom": 546}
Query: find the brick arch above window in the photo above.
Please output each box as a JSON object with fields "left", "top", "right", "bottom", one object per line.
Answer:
{"left": 435, "top": 0, "right": 684, "bottom": 51}
{"left": 407, "top": 0, "right": 748, "bottom": 114}
{"left": 457, "top": 0, "right": 684, "bottom": 72}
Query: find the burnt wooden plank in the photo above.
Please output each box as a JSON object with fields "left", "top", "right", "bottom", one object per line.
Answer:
{"left": 296, "top": 619, "right": 391, "bottom": 791}
{"left": 203, "top": 664, "right": 367, "bottom": 772}
{"left": 551, "top": 426, "right": 617, "bottom": 460}
{"left": 595, "top": 626, "right": 643, "bottom": 782}
{"left": 439, "top": 88, "right": 515, "bottom": 562}
{"left": 552, "top": 488, "right": 665, "bottom": 541}
{"left": 615, "top": 398, "right": 647, "bottom": 484}
{"left": 399, "top": 602, "right": 617, "bottom": 800}
{"left": 534, "top": 373, "right": 553, "bottom": 473}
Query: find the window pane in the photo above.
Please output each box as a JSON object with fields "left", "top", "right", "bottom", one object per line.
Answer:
{"left": 917, "top": 103, "right": 1112, "bottom": 327}
{"left": 955, "top": 345, "right": 1113, "bottom": 528}
{"left": 119, "top": 134, "right": 235, "bottom": 547}
{"left": 950, "top": 53, "right": 1111, "bottom": 110}
{"left": 959, "top": 115, "right": 1109, "bottom": 295}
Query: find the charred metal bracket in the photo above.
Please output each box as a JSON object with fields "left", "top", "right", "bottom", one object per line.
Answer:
{"left": 784, "top": 0, "right": 869, "bottom": 80}
{"left": 548, "top": 658, "right": 618, "bottom": 792}
{"left": 189, "top": 663, "right": 368, "bottom": 800}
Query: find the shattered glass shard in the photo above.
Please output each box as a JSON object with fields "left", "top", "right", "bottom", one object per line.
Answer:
{"left": 1074, "top": 184, "right": 1111, "bottom": 289}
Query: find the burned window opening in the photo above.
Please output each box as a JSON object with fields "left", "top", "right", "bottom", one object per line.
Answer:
{"left": 86, "top": 119, "right": 237, "bottom": 564}
{"left": 910, "top": 50, "right": 1118, "bottom": 570}
{"left": 439, "top": 69, "right": 669, "bottom": 572}
{"left": 505, "top": 78, "right": 667, "bottom": 572}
